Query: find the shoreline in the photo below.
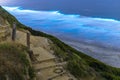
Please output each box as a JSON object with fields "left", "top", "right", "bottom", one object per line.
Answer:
{"left": 58, "top": 37, "right": 120, "bottom": 68}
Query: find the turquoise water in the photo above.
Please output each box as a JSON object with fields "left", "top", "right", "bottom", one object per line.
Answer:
{"left": 3, "top": 6, "right": 120, "bottom": 67}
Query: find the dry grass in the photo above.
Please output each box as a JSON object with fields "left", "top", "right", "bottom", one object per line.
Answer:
{"left": 0, "top": 42, "right": 33, "bottom": 80}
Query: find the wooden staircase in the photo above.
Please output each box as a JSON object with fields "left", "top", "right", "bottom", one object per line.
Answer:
{"left": 33, "top": 53, "right": 76, "bottom": 80}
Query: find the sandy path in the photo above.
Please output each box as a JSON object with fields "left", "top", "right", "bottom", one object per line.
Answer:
{"left": 10, "top": 30, "right": 76, "bottom": 80}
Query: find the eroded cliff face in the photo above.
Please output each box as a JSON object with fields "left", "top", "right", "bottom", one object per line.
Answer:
{"left": 0, "top": 15, "right": 10, "bottom": 42}
{"left": 0, "top": 16, "right": 5, "bottom": 25}
{"left": 0, "top": 15, "right": 10, "bottom": 26}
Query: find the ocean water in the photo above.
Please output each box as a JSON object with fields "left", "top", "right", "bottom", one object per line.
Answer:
{"left": 3, "top": 6, "right": 120, "bottom": 67}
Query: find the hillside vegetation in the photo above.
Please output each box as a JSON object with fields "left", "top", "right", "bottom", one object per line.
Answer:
{"left": 0, "top": 42, "right": 35, "bottom": 80}
{"left": 1, "top": 6, "right": 120, "bottom": 80}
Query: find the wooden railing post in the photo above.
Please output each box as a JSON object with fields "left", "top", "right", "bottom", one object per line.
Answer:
{"left": 26, "top": 32, "right": 36, "bottom": 61}
{"left": 26, "top": 32, "right": 30, "bottom": 50}
{"left": 12, "top": 23, "right": 16, "bottom": 41}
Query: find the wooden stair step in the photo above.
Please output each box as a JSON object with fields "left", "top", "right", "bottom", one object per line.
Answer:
{"left": 47, "top": 71, "right": 66, "bottom": 80}
{"left": 35, "top": 62, "right": 67, "bottom": 72}
{"left": 35, "top": 65, "right": 63, "bottom": 72}
{"left": 33, "top": 58, "right": 56, "bottom": 64}
{"left": 0, "top": 30, "right": 6, "bottom": 33}
{"left": 34, "top": 54, "right": 40, "bottom": 57}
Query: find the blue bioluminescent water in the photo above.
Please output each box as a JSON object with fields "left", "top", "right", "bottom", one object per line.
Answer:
{"left": 3, "top": 6, "right": 120, "bottom": 67}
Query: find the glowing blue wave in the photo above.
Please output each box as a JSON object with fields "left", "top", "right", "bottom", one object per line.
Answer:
{"left": 3, "top": 6, "right": 120, "bottom": 46}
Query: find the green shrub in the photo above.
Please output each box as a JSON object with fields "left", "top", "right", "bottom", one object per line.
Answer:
{"left": 28, "top": 67, "right": 35, "bottom": 80}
